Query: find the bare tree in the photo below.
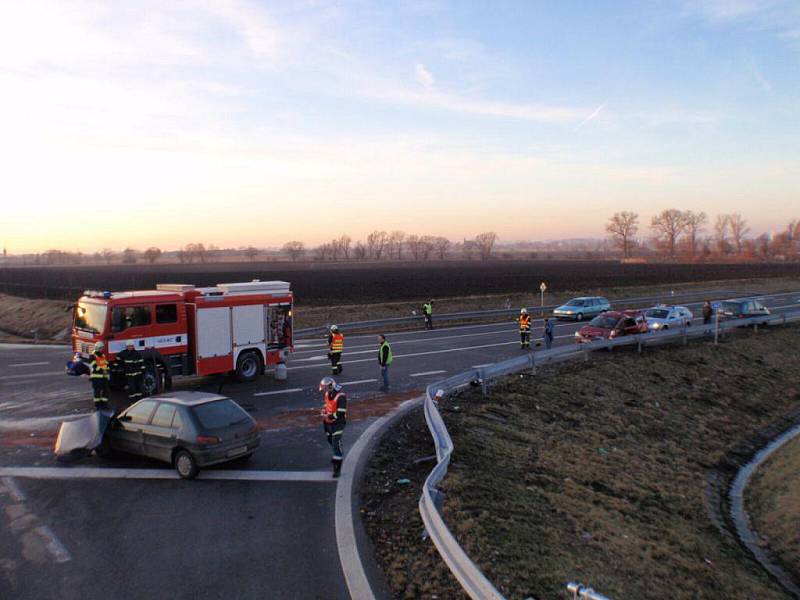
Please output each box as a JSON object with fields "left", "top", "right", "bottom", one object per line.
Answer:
{"left": 713, "top": 215, "right": 730, "bottom": 256}
{"left": 406, "top": 235, "right": 423, "bottom": 260}
{"left": 419, "top": 236, "right": 436, "bottom": 260}
{"left": 244, "top": 246, "right": 260, "bottom": 261}
{"left": 389, "top": 231, "right": 406, "bottom": 260}
{"left": 337, "top": 235, "right": 352, "bottom": 260}
{"left": 474, "top": 232, "right": 497, "bottom": 260}
{"left": 682, "top": 211, "right": 707, "bottom": 258}
{"left": 101, "top": 248, "right": 115, "bottom": 265}
{"left": 312, "top": 243, "right": 331, "bottom": 261}
{"left": 366, "top": 230, "right": 389, "bottom": 260}
{"left": 122, "top": 248, "right": 137, "bottom": 264}
{"left": 143, "top": 247, "right": 162, "bottom": 264}
{"left": 650, "top": 209, "right": 687, "bottom": 257}
{"left": 605, "top": 211, "right": 639, "bottom": 258}
{"left": 756, "top": 233, "right": 771, "bottom": 259}
{"left": 283, "top": 241, "right": 305, "bottom": 261}
{"left": 728, "top": 214, "right": 750, "bottom": 256}
{"left": 432, "top": 236, "right": 450, "bottom": 260}
{"left": 353, "top": 242, "right": 367, "bottom": 261}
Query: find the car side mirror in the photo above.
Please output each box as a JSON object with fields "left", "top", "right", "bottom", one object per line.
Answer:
{"left": 119, "top": 415, "right": 131, "bottom": 422}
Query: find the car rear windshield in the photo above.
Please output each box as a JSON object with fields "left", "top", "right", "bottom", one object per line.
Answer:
{"left": 565, "top": 299, "right": 584, "bottom": 306}
{"left": 590, "top": 315, "right": 618, "bottom": 329}
{"left": 720, "top": 301, "right": 741, "bottom": 312}
{"left": 646, "top": 309, "right": 669, "bottom": 319}
{"left": 192, "top": 400, "right": 250, "bottom": 429}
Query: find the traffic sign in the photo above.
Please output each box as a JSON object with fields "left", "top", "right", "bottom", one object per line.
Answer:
{"left": 540, "top": 282, "right": 547, "bottom": 292}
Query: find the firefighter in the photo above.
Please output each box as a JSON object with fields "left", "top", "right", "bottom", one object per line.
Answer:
{"left": 422, "top": 300, "right": 433, "bottom": 330}
{"left": 88, "top": 341, "right": 111, "bottom": 411}
{"left": 319, "top": 376, "right": 347, "bottom": 478}
{"left": 117, "top": 341, "right": 146, "bottom": 403}
{"left": 327, "top": 325, "right": 344, "bottom": 375}
{"left": 518, "top": 308, "right": 532, "bottom": 349}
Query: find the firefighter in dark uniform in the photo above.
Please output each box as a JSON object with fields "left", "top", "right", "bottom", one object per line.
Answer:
{"left": 117, "top": 341, "right": 145, "bottom": 403}
{"left": 327, "top": 325, "right": 344, "bottom": 375}
{"left": 320, "top": 376, "right": 347, "bottom": 478}
{"left": 88, "top": 341, "right": 111, "bottom": 411}
{"left": 518, "top": 308, "right": 532, "bottom": 349}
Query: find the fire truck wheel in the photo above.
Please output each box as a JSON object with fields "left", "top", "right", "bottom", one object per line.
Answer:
{"left": 142, "top": 363, "right": 162, "bottom": 396}
{"left": 174, "top": 450, "right": 199, "bottom": 480}
{"left": 235, "top": 351, "right": 261, "bottom": 382}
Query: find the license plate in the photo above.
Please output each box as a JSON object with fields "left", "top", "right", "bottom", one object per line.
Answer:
{"left": 227, "top": 445, "right": 247, "bottom": 458}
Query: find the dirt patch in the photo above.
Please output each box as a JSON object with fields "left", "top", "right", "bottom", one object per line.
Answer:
{"left": 361, "top": 324, "right": 800, "bottom": 599}
{"left": 747, "top": 433, "right": 800, "bottom": 587}
{"left": 0, "top": 294, "right": 71, "bottom": 340}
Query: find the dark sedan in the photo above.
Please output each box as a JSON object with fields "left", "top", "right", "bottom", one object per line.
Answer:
{"left": 716, "top": 299, "right": 771, "bottom": 320}
{"left": 97, "top": 391, "right": 260, "bottom": 479}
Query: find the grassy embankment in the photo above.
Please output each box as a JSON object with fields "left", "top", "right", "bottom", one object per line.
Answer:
{"left": 361, "top": 324, "right": 800, "bottom": 600}
{"left": 747, "top": 434, "right": 800, "bottom": 587}
{"left": 2, "top": 275, "right": 797, "bottom": 342}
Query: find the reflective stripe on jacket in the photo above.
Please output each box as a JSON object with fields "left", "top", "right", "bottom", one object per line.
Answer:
{"left": 518, "top": 314, "right": 531, "bottom": 331}
{"left": 89, "top": 354, "right": 110, "bottom": 379}
{"left": 324, "top": 391, "right": 347, "bottom": 423}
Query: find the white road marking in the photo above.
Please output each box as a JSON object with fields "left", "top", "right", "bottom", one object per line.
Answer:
{"left": 1, "top": 477, "right": 26, "bottom": 502}
{"left": 0, "top": 467, "right": 337, "bottom": 483}
{"left": 340, "top": 379, "right": 377, "bottom": 386}
{"left": 0, "top": 371, "right": 65, "bottom": 381}
{"left": 253, "top": 387, "right": 304, "bottom": 397}
{"left": 410, "top": 370, "right": 447, "bottom": 378}
{"left": 471, "top": 363, "right": 494, "bottom": 368}
{"left": 35, "top": 525, "right": 71, "bottom": 563}
{"left": 293, "top": 355, "right": 330, "bottom": 362}
{"left": 8, "top": 362, "right": 51, "bottom": 368}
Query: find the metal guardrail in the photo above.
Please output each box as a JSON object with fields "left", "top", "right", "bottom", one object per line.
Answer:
{"left": 294, "top": 288, "right": 746, "bottom": 337}
{"left": 418, "top": 309, "right": 800, "bottom": 600}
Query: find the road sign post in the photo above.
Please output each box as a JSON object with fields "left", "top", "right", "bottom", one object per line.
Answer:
{"left": 539, "top": 282, "right": 547, "bottom": 316}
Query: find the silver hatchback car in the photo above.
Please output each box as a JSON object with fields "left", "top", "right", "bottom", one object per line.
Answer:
{"left": 552, "top": 296, "right": 611, "bottom": 321}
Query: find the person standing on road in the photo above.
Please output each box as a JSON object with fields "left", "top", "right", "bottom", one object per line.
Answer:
{"left": 544, "top": 317, "right": 555, "bottom": 349}
{"left": 377, "top": 334, "right": 393, "bottom": 391}
{"left": 517, "top": 308, "right": 532, "bottom": 349}
{"left": 319, "top": 376, "right": 347, "bottom": 478}
{"left": 88, "top": 342, "right": 111, "bottom": 411}
{"left": 117, "top": 341, "right": 146, "bottom": 403}
{"left": 702, "top": 301, "right": 713, "bottom": 333}
{"left": 327, "top": 325, "right": 344, "bottom": 375}
{"left": 422, "top": 300, "right": 434, "bottom": 330}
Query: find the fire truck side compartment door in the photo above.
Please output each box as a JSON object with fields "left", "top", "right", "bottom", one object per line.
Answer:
{"left": 197, "top": 307, "right": 232, "bottom": 358}
{"left": 232, "top": 305, "right": 265, "bottom": 347}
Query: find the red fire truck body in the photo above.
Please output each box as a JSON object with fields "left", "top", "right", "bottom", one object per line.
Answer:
{"left": 71, "top": 281, "right": 293, "bottom": 393}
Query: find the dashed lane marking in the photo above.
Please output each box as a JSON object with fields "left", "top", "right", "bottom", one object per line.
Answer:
{"left": 0, "top": 371, "right": 65, "bottom": 381}
{"left": 410, "top": 370, "right": 447, "bottom": 377}
{"left": 340, "top": 379, "right": 378, "bottom": 386}
{"left": 253, "top": 387, "right": 304, "bottom": 397}
{"left": 8, "top": 362, "right": 51, "bottom": 368}
{"left": 0, "top": 467, "right": 337, "bottom": 482}
{"left": 471, "top": 363, "right": 494, "bottom": 368}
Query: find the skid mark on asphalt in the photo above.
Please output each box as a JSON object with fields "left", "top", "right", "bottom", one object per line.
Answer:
{"left": 0, "top": 477, "right": 71, "bottom": 564}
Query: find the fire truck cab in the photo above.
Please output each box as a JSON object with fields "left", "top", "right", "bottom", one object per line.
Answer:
{"left": 71, "top": 280, "right": 293, "bottom": 394}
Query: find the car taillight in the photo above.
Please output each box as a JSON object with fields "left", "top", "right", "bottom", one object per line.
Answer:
{"left": 196, "top": 435, "right": 220, "bottom": 445}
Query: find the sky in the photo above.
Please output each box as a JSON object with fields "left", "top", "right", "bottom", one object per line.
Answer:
{"left": 1, "top": 0, "right": 799, "bottom": 253}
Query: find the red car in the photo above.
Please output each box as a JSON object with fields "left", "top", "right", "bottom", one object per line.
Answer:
{"left": 574, "top": 310, "right": 648, "bottom": 343}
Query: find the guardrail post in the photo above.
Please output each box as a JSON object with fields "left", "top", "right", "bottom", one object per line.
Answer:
{"left": 637, "top": 335, "right": 642, "bottom": 353}
{"left": 754, "top": 322, "right": 758, "bottom": 334}
{"left": 583, "top": 344, "right": 589, "bottom": 363}
{"left": 479, "top": 368, "right": 487, "bottom": 397}
{"left": 683, "top": 324, "right": 688, "bottom": 346}
{"left": 529, "top": 352, "right": 536, "bottom": 374}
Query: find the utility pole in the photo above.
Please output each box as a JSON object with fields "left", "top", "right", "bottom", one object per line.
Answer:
{"left": 540, "top": 282, "right": 547, "bottom": 316}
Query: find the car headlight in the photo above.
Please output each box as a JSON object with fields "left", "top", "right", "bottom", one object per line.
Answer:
{"left": 652, "top": 322, "right": 662, "bottom": 330}
{"left": 574, "top": 331, "right": 581, "bottom": 337}
{"left": 564, "top": 310, "right": 573, "bottom": 314}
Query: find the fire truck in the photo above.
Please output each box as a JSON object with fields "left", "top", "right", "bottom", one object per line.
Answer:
{"left": 71, "top": 280, "right": 293, "bottom": 394}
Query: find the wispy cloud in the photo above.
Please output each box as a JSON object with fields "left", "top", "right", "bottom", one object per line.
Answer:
{"left": 414, "top": 63, "right": 435, "bottom": 89}
{"left": 575, "top": 101, "right": 608, "bottom": 130}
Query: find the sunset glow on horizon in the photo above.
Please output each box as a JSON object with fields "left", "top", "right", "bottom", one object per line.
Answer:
{"left": 1, "top": 1, "right": 799, "bottom": 254}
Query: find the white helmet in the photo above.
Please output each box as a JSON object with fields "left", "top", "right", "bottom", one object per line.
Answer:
{"left": 93, "top": 341, "right": 105, "bottom": 352}
{"left": 520, "top": 308, "right": 528, "bottom": 315}
{"left": 330, "top": 324, "right": 338, "bottom": 332}
{"left": 319, "top": 376, "right": 336, "bottom": 391}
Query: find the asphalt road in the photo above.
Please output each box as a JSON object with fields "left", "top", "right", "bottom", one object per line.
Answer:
{"left": 1, "top": 288, "right": 799, "bottom": 599}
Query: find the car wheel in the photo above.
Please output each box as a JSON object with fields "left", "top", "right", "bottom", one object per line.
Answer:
{"left": 576, "top": 313, "right": 583, "bottom": 321}
{"left": 142, "top": 363, "right": 161, "bottom": 396}
{"left": 174, "top": 450, "right": 199, "bottom": 480}
{"left": 236, "top": 351, "right": 261, "bottom": 382}
{"left": 662, "top": 325, "right": 668, "bottom": 330}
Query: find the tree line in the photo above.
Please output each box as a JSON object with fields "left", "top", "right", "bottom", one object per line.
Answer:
{"left": 606, "top": 210, "right": 800, "bottom": 259}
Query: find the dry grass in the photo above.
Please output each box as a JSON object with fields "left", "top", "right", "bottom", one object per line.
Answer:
{"left": 362, "top": 324, "right": 800, "bottom": 600}
{"left": 747, "top": 434, "right": 800, "bottom": 585}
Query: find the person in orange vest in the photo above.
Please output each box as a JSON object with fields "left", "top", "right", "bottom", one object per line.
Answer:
{"left": 88, "top": 341, "right": 111, "bottom": 410}
{"left": 517, "top": 308, "right": 532, "bottom": 349}
{"left": 327, "top": 324, "right": 344, "bottom": 374}
{"left": 319, "top": 376, "right": 347, "bottom": 478}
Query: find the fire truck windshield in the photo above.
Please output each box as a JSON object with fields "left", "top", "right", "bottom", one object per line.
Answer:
{"left": 74, "top": 302, "right": 108, "bottom": 334}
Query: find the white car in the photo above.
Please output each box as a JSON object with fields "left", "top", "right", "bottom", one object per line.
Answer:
{"left": 644, "top": 305, "right": 693, "bottom": 331}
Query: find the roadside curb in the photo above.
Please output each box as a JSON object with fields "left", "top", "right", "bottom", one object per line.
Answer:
{"left": 730, "top": 423, "right": 800, "bottom": 598}
{"left": 335, "top": 395, "right": 424, "bottom": 600}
